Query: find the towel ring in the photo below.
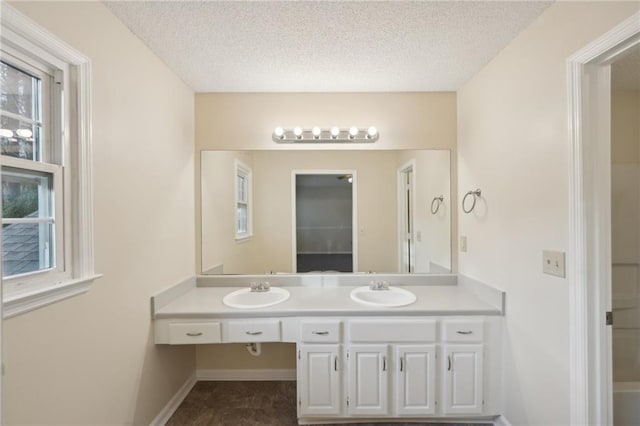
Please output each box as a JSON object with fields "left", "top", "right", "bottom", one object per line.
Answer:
{"left": 462, "top": 189, "right": 482, "bottom": 214}
{"left": 431, "top": 196, "right": 444, "bottom": 214}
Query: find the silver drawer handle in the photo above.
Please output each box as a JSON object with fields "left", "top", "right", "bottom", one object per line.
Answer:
{"left": 246, "top": 331, "right": 263, "bottom": 336}
{"left": 456, "top": 330, "right": 473, "bottom": 335}
{"left": 186, "top": 332, "right": 203, "bottom": 337}
{"left": 312, "top": 331, "right": 329, "bottom": 335}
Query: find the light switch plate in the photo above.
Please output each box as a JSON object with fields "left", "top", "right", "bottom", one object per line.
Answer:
{"left": 460, "top": 236, "right": 467, "bottom": 252}
{"left": 543, "top": 250, "right": 566, "bottom": 278}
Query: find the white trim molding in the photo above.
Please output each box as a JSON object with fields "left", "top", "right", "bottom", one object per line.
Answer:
{"left": 150, "top": 373, "right": 197, "bottom": 426}
{"left": 567, "top": 11, "right": 640, "bottom": 426}
{"left": 196, "top": 368, "right": 296, "bottom": 381}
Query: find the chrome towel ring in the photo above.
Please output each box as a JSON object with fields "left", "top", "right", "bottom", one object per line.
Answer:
{"left": 431, "top": 196, "right": 444, "bottom": 214}
{"left": 462, "top": 189, "right": 482, "bottom": 213}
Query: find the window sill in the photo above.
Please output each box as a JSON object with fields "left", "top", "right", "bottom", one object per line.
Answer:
{"left": 235, "top": 235, "right": 253, "bottom": 243}
{"left": 3, "top": 274, "right": 103, "bottom": 319}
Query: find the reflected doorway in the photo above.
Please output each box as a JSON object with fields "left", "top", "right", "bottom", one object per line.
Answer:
{"left": 292, "top": 172, "right": 356, "bottom": 272}
{"left": 398, "top": 161, "right": 415, "bottom": 273}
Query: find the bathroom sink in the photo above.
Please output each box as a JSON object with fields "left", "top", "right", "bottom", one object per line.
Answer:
{"left": 222, "top": 287, "right": 290, "bottom": 309}
{"left": 350, "top": 286, "right": 417, "bottom": 307}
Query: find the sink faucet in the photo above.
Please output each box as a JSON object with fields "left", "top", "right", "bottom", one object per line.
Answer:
{"left": 369, "top": 281, "right": 389, "bottom": 291}
{"left": 250, "top": 282, "right": 271, "bottom": 292}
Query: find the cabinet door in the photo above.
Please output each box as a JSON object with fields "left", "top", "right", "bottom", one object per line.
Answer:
{"left": 442, "top": 344, "right": 484, "bottom": 415}
{"left": 347, "top": 344, "right": 389, "bottom": 416}
{"left": 395, "top": 344, "right": 437, "bottom": 415}
{"left": 298, "top": 344, "right": 341, "bottom": 417}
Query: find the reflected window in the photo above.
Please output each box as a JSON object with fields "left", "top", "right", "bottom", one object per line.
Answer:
{"left": 235, "top": 160, "right": 252, "bottom": 240}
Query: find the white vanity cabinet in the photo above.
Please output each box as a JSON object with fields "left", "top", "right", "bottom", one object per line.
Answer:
{"left": 441, "top": 319, "right": 485, "bottom": 415}
{"left": 346, "top": 319, "right": 437, "bottom": 417}
{"left": 297, "top": 320, "right": 343, "bottom": 417}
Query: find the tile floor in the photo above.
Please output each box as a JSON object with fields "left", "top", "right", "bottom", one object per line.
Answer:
{"left": 167, "top": 381, "right": 484, "bottom": 426}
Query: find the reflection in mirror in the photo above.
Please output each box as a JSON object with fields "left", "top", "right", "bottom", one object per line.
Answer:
{"left": 201, "top": 150, "right": 451, "bottom": 275}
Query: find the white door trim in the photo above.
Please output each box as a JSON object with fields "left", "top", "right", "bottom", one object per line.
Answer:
{"left": 397, "top": 159, "right": 417, "bottom": 273}
{"left": 291, "top": 170, "right": 358, "bottom": 273}
{"left": 567, "top": 11, "right": 640, "bottom": 425}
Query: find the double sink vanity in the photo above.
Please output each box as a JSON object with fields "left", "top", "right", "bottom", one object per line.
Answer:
{"left": 153, "top": 274, "right": 505, "bottom": 424}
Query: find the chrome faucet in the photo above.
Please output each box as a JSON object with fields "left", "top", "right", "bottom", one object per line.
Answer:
{"left": 250, "top": 282, "right": 271, "bottom": 292}
{"left": 369, "top": 280, "right": 389, "bottom": 291}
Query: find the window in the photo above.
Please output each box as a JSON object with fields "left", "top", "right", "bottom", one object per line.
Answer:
{"left": 1, "top": 4, "right": 97, "bottom": 318}
{"left": 235, "top": 160, "right": 252, "bottom": 240}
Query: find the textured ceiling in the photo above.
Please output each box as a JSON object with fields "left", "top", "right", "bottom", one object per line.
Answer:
{"left": 105, "top": 1, "right": 553, "bottom": 92}
{"left": 612, "top": 46, "right": 640, "bottom": 90}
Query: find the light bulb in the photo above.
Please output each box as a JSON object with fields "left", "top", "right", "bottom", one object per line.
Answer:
{"left": 349, "top": 126, "right": 359, "bottom": 139}
{"left": 312, "top": 127, "right": 321, "bottom": 139}
{"left": 366, "top": 126, "right": 377, "bottom": 139}
{"left": 330, "top": 127, "right": 340, "bottom": 139}
{"left": 16, "top": 129, "right": 33, "bottom": 138}
{"left": 347, "top": 176, "right": 353, "bottom": 183}
{"left": 0, "top": 129, "right": 14, "bottom": 138}
{"left": 293, "top": 127, "right": 303, "bottom": 139}
{"left": 273, "top": 127, "right": 285, "bottom": 140}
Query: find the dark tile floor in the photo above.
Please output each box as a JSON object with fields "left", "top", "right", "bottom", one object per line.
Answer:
{"left": 167, "top": 381, "right": 486, "bottom": 426}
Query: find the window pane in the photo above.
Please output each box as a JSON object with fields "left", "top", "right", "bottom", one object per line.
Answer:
{"left": 2, "top": 167, "right": 52, "bottom": 219}
{"left": 0, "top": 60, "right": 40, "bottom": 120}
{"left": 2, "top": 222, "right": 54, "bottom": 277}
{"left": 0, "top": 114, "right": 41, "bottom": 160}
{"left": 237, "top": 174, "right": 246, "bottom": 202}
{"left": 237, "top": 204, "right": 248, "bottom": 234}
{"left": 2, "top": 167, "right": 55, "bottom": 278}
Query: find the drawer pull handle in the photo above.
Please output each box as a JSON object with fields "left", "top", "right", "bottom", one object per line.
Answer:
{"left": 312, "top": 331, "right": 329, "bottom": 335}
{"left": 456, "top": 330, "right": 473, "bottom": 335}
{"left": 400, "top": 357, "right": 404, "bottom": 372}
{"left": 186, "top": 332, "right": 203, "bottom": 337}
{"left": 246, "top": 331, "right": 263, "bottom": 336}
{"left": 334, "top": 356, "right": 338, "bottom": 372}
{"left": 447, "top": 355, "right": 452, "bottom": 371}
{"left": 382, "top": 356, "right": 387, "bottom": 372}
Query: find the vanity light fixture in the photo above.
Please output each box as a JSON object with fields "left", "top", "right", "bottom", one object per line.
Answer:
{"left": 272, "top": 126, "right": 380, "bottom": 143}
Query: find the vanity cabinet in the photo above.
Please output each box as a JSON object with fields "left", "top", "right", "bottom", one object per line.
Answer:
{"left": 441, "top": 319, "right": 485, "bottom": 415}
{"left": 298, "top": 344, "right": 342, "bottom": 416}
{"left": 297, "top": 320, "right": 343, "bottom": 417}
{"left": 395, "top": 344, "right": 437, "bottom": 415}
{"left": 347, "top": 344, "right": 389, "bottom": 416}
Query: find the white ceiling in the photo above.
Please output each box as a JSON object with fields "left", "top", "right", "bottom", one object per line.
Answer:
{"left": 105, "top": 1, "right": 553, "bottom": 93}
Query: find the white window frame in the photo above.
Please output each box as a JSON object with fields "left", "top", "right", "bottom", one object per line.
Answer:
{"left": 234, "top": 159, "right": 253, "bottom": 241}
{"left": 1, "top": 4, "right": 99, "bottom": 318}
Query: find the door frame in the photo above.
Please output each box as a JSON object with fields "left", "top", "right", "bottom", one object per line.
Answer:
{"left": 397, "top": 160, "right": 416, "bottom": 273}
{"left": 291, "top": 170, "right": 358, "bottom": 273}
{"left": 568, "top": 11, "right": 640, "bottom": 425}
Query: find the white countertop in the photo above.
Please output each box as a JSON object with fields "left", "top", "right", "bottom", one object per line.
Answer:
{"left": 154, "top": 285, "right": 501, "bottom": 319}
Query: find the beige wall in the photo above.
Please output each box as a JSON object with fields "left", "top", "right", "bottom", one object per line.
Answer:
{"left": 195, "top": 92, "right": 458, "bottom": 274}
{"left": 4, "top": 2, "right": 196, "bottom": 424}
{"left": 457, "top": 2, "right": 640, "bottom": 425}
{"left": 612, "top": 90, "right": 640, "bottom": 164}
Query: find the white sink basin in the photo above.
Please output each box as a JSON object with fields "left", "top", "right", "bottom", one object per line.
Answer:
{"left": 350, "top": 286, "right": 417, "bottom": 307}
{"left": 222, "top": 287, "right": 290, "bottom": 309}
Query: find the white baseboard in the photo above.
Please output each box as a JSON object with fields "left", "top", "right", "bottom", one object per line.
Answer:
{"left": 150, "top": 373, "right": 197, "bottom": 426}
{"left": 493, "top": 415, "right": 512, "bottom": 426}
{"left": 196, "top": 368, "right": 296, "bottom": 381}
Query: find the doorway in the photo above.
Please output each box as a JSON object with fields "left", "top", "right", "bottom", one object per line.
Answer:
{"left": 568, "top": 12, "right": 640, "bottom": 425}
{"left": 398, "top": 160, "right": 415, "bottom": 273}
{"left": 292, "top": 171, "right": 357, "bottom": 272}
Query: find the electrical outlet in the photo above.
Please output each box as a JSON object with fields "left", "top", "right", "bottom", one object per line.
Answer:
{"left": 543, "top": 250, "right": 566, "bottom": 278}
{"left": 460, "top": 236, "right": 467, "bottom": 252}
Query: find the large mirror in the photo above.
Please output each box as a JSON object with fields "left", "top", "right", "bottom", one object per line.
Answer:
{"left": 201, "top": 150, "right": 451, "bottom": 274}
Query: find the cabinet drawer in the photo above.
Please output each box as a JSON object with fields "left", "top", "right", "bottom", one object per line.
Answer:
{"left": 168, "top": 322, "right": 221, "bottom": 344}
{"left": 442, "top": 319, "right": 484, "bottom": 342}
{"left": 349, "top": 319, "right": 436, "bottom": 342}
{"left": 300, "top": 320, "right": 342, "bottom": 343}
{"left": 225, "top": 320, "right": 281, "bottom": 342}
